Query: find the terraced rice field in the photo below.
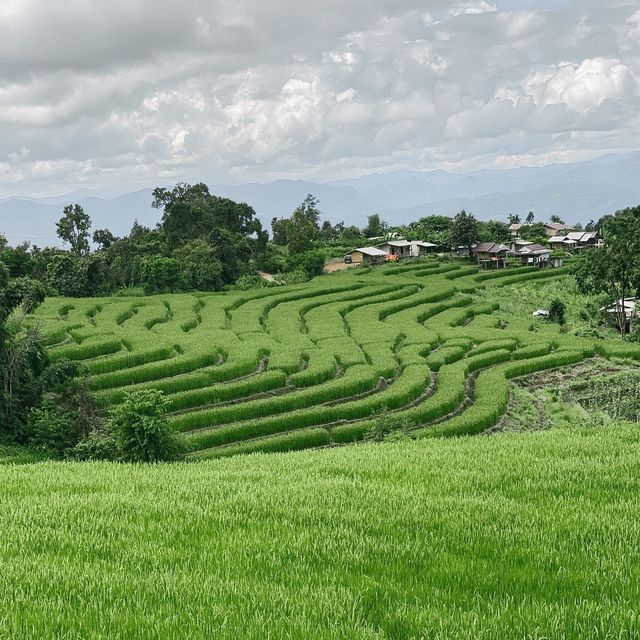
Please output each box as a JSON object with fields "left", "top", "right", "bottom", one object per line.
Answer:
{"left": 32, "top": 258, "right": 640, "bottom": 458}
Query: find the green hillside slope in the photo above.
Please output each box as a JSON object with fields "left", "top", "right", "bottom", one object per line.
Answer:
{"left": 29, "top": 258, "right": 640, "bottom": 459}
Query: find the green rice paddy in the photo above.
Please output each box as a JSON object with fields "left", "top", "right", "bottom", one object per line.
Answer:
{"left": 30, "top": 258, "right": 640, "bottom": 458}
{"left": 4, "top": 258, "right": 640, "bottom": 638}
{"left": 1, "top": 425, "right": 639, "bottom": 638}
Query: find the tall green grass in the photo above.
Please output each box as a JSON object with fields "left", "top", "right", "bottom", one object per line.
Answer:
{"left": 3, "top": 426, "right": 640, "bottom": 638}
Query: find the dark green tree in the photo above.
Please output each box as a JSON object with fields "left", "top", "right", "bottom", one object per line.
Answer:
{"left": 271, "top": 195, "right": 322, "bottom": 255}
{"left": 451, "top": 210, "right": 479, "bottom": 258}
{"left": 548, "top": 299, "right": 566, "bottom": 325}
{"left": 140, "top": 256, "right": 181, "bottom": 294}
{"left": 0, "top": 264, "right": 47, "bottom": 434}
{"left": 173, "top": 239, "right": 223, "bottom": 291}
{"left": 92, "top": 228, "right": 117, "bottom": 250}
{"left": 363, "top": 214, "right": 387, "bottom": 238}
{"left": 56, "top": 204, "right": 91, "bottom": 255}
{"left": 478, "top": 220, "right": 510, "bottom": 244}
{"left": 572, "top": 206, "right": 640, "bottom": 337}
{"left": 406, "top": 215, "right": 452, "bottom": 247}
{"left": 152, "top": 183, "right": 267, "bottom": 285}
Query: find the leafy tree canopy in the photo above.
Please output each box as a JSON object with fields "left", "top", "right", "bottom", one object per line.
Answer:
{"left": 450, "top": 210, "right": 479, "bottom": 257}
{"left": 56, "top": 204, "right": 91, "bottom": 255}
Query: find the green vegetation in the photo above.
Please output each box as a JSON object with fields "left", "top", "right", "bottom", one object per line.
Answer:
{"left": 1, "top": 425, "right": 640, "bottom": 638}
{"left": 15, "top": 252, "right": 637, "bottom": 461}
{"left": 2, "top": 196, "right": 640, "bottom": 638}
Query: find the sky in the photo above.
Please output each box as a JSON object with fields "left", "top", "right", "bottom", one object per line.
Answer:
{"left": 1, "top": 0, "right": 639, "bottom": 197}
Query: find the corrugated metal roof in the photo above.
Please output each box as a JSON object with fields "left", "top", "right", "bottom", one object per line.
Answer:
{"left": 353, "top": 246, "right": 388, "bottom": 257}
{"left": 474, "top": 242, "right": 509, "bottom": 253}
{"left": 381, "top": 240, "right": 412, "bottom": 247}
{"left": 411, "top": 241, "right": 438, "bottom": 247}
{"left": 518, "top": 243, "right": 550, "bottom": 254}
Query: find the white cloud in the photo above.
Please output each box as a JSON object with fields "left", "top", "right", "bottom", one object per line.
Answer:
{"left": 516, "top": 58, "right": 637, "bottom": 114}
{"left": 448, "top": 1, "right": 496, "bottom": 18}
{"left": 0, "top": 0, "right": 639, "bottom": 195}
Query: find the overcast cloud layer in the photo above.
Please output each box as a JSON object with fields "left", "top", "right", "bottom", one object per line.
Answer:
{"left": 1, "top": 0, "right": 639, "bottom": 197}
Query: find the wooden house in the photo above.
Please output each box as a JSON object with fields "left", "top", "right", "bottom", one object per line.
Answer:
{"left": 515, "top": 243, "right": 551, "bottom": 266}
{"left": 473, "top": 242, "right": 510, "bottom": 268}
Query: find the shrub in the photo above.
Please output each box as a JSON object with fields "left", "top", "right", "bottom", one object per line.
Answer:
{"left": 106, "top": 390, "right": 182, "bottom": 462}
{"left": 27, "top": 401, "right": 83, "bottom": 458}
{"left": 71, "top": 427, "right": 118, "bottom": 461}
{"left": 549, "top": 298, "right": 566, "bottom": 325}
{"left": 287, "top": 250, "right": 326, "bottom": 279}
{"left": 364, "top": 411, "right": 413, "bottom": 442}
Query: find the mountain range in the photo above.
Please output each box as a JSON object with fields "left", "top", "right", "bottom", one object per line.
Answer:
{"left": 2, "top": 151, "right": 640, "bottom": 246}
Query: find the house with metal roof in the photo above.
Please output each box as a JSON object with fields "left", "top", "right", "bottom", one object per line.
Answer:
{"left": 473, "top": 242, "right": 510, "bottom": 268}
{"left": 515, "top": 243, "right": 551, "bottom": 266}
{"left": 543, "top": 222, "right": 569, "bottom": 236}
{"left": 601, "top": 298, "right": 637, "bottom": 334}
{"left": 409, "top": 241, "right": 438, "bottom": 257}
{"left": 548, "top": 230, "right": 600, "bottom": 251}
{"left": 376, "top": 240, "right": 412, "bottom": 260}
{"left": 344, "top": 246, "right": 388, "bottom": 265}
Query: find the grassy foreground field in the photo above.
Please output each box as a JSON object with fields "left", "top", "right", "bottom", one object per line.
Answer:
{"left": 29, "top": 257, "right": 640, "bottom": 459}
{"left": 1, "top": 425, "right": 640, "bottom": 639}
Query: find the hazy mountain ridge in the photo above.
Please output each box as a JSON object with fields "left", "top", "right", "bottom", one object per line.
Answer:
{"left": 2, "top": 152, "right": 640, "bottom": 246}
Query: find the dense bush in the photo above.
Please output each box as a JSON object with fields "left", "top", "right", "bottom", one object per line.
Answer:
{"left": 106, "top": 389, "right": 182, "bottom": 463}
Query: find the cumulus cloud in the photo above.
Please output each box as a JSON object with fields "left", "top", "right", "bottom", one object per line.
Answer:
{"left": 0, "top": 0, "right": 639, "bottom": 196}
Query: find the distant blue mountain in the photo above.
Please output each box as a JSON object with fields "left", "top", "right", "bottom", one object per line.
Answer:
{"left": 2, "top": 152, "right": 640, "bottom": 246}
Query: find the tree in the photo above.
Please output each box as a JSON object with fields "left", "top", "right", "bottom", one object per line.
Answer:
{"left": 320, "top": 220, "right": 336, "bottom": 242}
{"left": 550, "top": 214, "right": 565, "bottom": 224}
{"left": 140, "top": 256, "right": 181, "bottom": 294}
{"left": 1, "top": 264, "right": 47, "bottom": 434}
{"left": 508, "top": 214, "right": 521, "bottom": 225}
{"left": 271, "top": 195, "right": 321, "bottom": 255}
{"left": 572, "top": 206, "right": 640, "bottom": 337}
{"left": 450, "top": 210, "right": 479, "bottom": 258}
{"left": 406, "top": 215, "right": 452, "bottom": 247}
{"left": 526, "top": 211, "right": 535, "bottom": 224}
{"left": 26, "top": 363, "right": 96, "bottom": 458}
{"left": 287, "top": 250, "right": 325, "bottom": 279}
{"left": 478, "top": 220, "right": 510, "bottom": 244}
{"left": 520, "top": 222, "right": 549, "bottom": 246}
{"left": 271, "top": 217, "right": 289, "bottom": 246}
{"left": 173, "top": 239, "right": 223, "bottom": 291}
{"left": 548, "top": 299, "right": 566, "bottom": 325}
{"left": 294, "top": 194, "right": 321, "bottom": 227}
{"left": 56, "top": 204, "right": 91, "bottom": 255}
{"left": 106, "top": 389, "right": 181, "bottom": 462}
{"left": 1, "top": 242, "right": 33, "bottom": 277}
{"left": 93, "top": 228, "right": 117, "bottom": 250}
{"left": 46, "top": 253, "right": 88, "bottom": 297}
{"left": 338, "top": 226, "right": 365, "bottom": 246}
{"left": 363, "top": 214, "right": 387, "bottom": 238}
{"left": 585, "top": 219, "right": 597, "bottom": 231}
{"left": 152, "top": 183, "right": 267, "bottom": 284}
{"left": 287, "top": 209, "right": 320, "bottom": 253}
